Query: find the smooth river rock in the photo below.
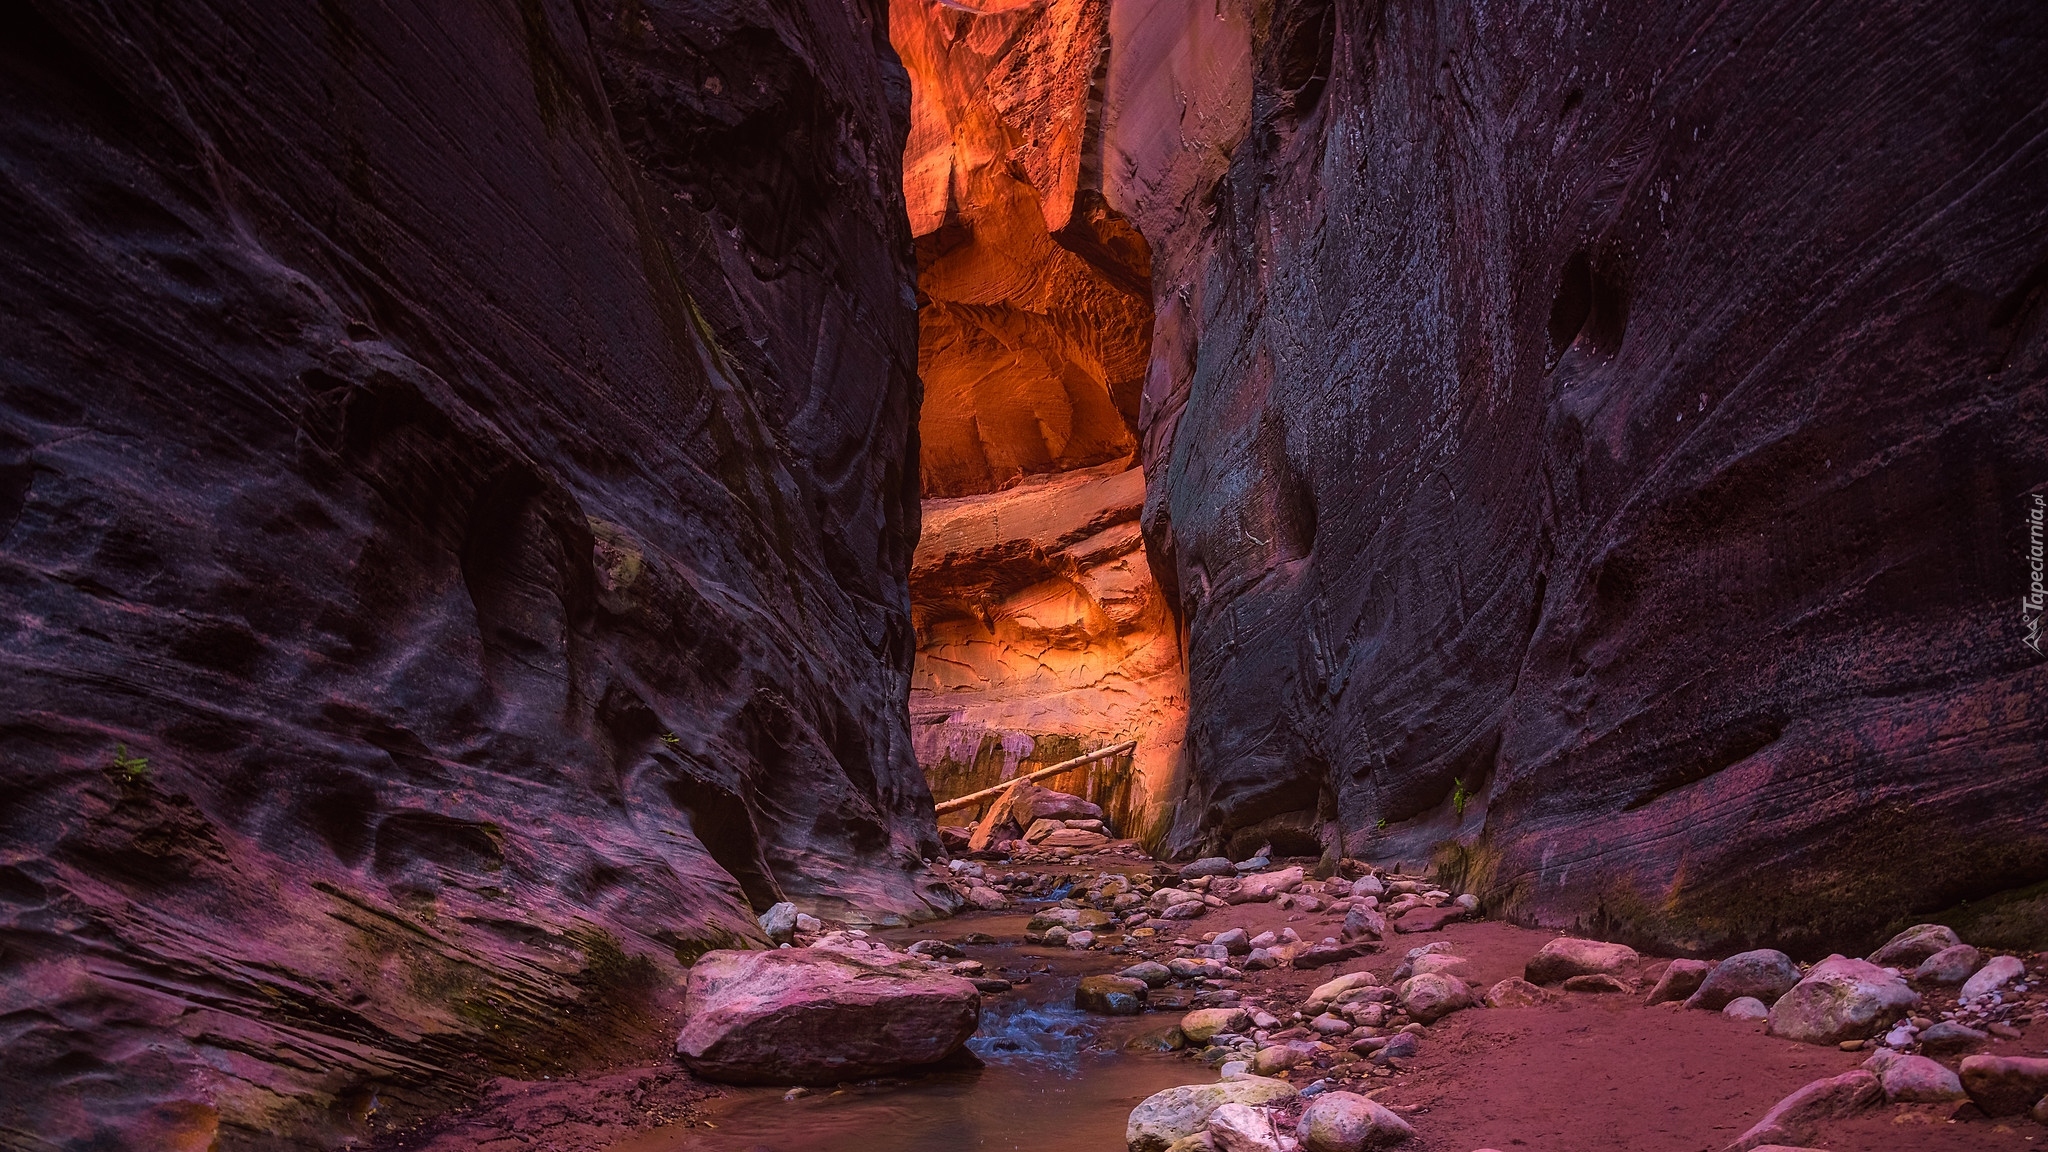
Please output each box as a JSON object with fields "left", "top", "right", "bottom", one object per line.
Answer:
{"left": 1127, "top": 1078, "right": 1299, "bottom": 1152}
{"left": 1867, "top": 924, "right": 1961, "bottom": 968}
{"left": 1078, "top": 975, "right": 1151, "bottom": 1015}
{"left": 1526, "top": 938, "right": 1639, "bottom": 985}
{"left": 1727, "top": 1070, "right": 1882, "bottom": 1152}
{"left": 676, "top": 948, "right": 981, "bottom": 1084}
{"left": 1767, "top": 955, "right": 1919, "bottom": 1045}
{"left": 1686, "top": 950, "right": 1803, "bottom": 1011}
{"left": 1959, "top": 954, "right": 2026, "bottom": 1001}
{"left": 1958, "top": 1055, "right": 2048, "bottom": 1117}
{"left": 1295, "top": 1090, "right": 1415, "bottom": 1151}
{"left": 1645, "top": 959, "right": 1714, "bottom": 1005}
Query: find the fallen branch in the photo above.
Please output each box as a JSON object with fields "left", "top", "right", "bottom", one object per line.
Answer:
{"left": 931, "top": 740, "right": 1138, "bottom": 815}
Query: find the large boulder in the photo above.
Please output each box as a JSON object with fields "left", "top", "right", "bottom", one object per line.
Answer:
{"left": 1303, "top": 971, "right": 1381, "bottom": 1013}
{"left": 1127, "top": 1078, "right": 1299, "bottom": 1152}
{"left": 1525, "top": 938, "right": 1638, "bottom": 985}
{"left": 1959, "top": 1055, "right": 2048, "bottom": 1117}
{"left": 676, "top": 947, "right": 981, "bottom": 1084}
{"left": 1295, "top": 1090, "right": 1415, "bottom": 1151}
{"left": 1686, "top": 950, "right": 1802, "bottom": 1011}
{"left": 1011, "top": 781, "right": 1103, "bottom": 826}
{"left": 1726, "top": 1070, "right": 1882, "bottom": 1151}
{"left": 1766, "top": 955, "right": 1919, "bottom": 1046}
{"left": 1867, "top": 923, "right": 1961, "bottom": 968}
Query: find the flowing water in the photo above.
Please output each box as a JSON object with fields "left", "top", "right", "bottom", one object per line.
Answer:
{"left": 618, "top": 934, "right": 1195, "bottom": 1152}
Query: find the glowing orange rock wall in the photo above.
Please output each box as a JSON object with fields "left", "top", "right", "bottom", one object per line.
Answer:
{"left": 891, "top": 0, "right": 1184, "bottom": 840}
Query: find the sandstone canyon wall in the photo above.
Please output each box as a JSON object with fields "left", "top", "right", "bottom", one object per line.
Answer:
{"left": 1104, "top": 0, "right": 2048, "bottom": 952}
{"left": 0, "top": 0, "right": 934, "bottom": 1146}
{"left": 890, "top": 0, "right": 1187, "bottom": 840}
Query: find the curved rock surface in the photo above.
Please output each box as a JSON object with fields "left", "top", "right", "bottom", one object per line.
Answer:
{"left": 0, "top": 0, "right": 933, "bottom": 1144}
{"left": 1106, "top": 0, "right": 2048, "bottom": 950}
{"left": 891, "top": 0, "right": 1186, "bottom": 843}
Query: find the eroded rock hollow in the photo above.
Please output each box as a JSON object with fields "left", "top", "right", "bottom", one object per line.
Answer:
{"left": 0, "top": 0, "right": 938, "bottom": 1144}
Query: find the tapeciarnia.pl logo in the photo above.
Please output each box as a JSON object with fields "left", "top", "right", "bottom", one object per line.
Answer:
{"left": 2027, "top": 492, "right": 2045, "bottom": 656}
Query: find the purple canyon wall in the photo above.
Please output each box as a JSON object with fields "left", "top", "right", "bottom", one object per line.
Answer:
{"left": 0, "top": 0, "right": 936, "bottom": 1146}
{"left": 1104, "top": 0, "right": 2048, "bottom": 951}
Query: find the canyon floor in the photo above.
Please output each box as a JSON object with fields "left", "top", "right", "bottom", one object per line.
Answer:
{"left": 370, "top": 847, "right": 2047, "bottom": 1152}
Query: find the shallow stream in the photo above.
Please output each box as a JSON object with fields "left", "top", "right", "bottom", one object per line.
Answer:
{"left": 620, "top": 933, "right": 1193, "bottom": 1152}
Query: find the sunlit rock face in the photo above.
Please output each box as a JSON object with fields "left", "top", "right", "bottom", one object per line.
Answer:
{"left": 910, "top": 462, "right": 1187, "bottom": 841}
{"left": 0, "top": 0, "right": 933, "bottom": 1145}
{"left": 892, "top": 0, "right": 1185, "bottom": 834}
{"left": 894, "top": 0, "right": 1154, "bottom": 498}
{"left": 1111, "top": 0, "right": 2048, "bottom": 949}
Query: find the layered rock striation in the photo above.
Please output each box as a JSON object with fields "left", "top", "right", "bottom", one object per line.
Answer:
{"left": 0, "top": 0, "right": 933, "bottom": 1145}
{"left": 1110, "top": 0, "right": 2048, "bottom": 949}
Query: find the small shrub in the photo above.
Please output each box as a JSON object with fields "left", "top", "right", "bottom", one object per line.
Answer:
{"left": 110, "top": 744, "right": 150, "bottom": 782}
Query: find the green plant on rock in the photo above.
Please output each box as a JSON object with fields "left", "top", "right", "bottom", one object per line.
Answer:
{"left": 659, "top": 731, "right": 681, "bottom": 747}
{"left": 1452, "top": 777, "right": 1470, "bottom": 818}
{"left": 110, "top": 744, "right": 150, "bottom": 782}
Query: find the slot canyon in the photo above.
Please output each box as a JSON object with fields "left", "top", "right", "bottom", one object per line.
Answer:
{"left": 0, "top": 1, "right": 2044, "bottom": 1151}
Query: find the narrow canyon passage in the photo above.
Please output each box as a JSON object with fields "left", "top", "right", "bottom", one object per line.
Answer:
{"left": 0, "top": 0, "right": 2044, "bottom": 1150}
{"left": 892, "top": 0, "right": 1188, "bottom": 846}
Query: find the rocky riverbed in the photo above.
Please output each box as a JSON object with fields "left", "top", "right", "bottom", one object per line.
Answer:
{"left": 372, "top": 835, "right": 2048, "bottom": 1152}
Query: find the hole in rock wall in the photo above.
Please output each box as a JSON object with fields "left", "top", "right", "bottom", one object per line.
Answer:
{"left": 891, "top": 0, "right": 1187, "bottom": 848}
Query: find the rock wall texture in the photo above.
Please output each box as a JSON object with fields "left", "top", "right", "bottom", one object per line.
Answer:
{"left": 891, "top": 0, "right": 1186, "bottom": 834}
{"left": 1106, "top": 0, "right": 2048, "bottom": 950}
{"left": 0, "top": 0, "right": 935, "bottom": 1146}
